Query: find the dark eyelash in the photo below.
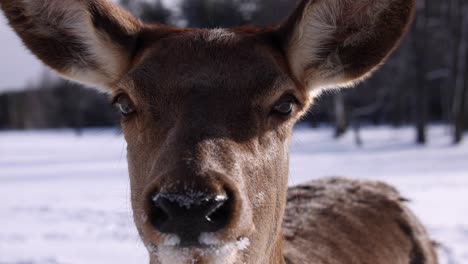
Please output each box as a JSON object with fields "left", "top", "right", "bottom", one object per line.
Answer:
{"left": 281, "top": 94, "right": 300, "bottom": 105}
{"left": 110, "top": 93, "right": 125, "bottom": 106}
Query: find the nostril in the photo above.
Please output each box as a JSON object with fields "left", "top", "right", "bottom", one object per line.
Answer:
{"left": 150, "top": 194, "right": 171, "bottom": 229}
{"left": 205, "top": 195, "right": 232, "bottom": 228}
{"left": 148, "top": 192, "right": 234, "bottom": 237}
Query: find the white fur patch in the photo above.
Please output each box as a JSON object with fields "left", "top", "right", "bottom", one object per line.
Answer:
{"left": 157, "top": 246, "right": 237, "bottom": 264}
{"left": 162, "top": 234, "right": 182, "bottom": 247}
{"left": 206, "top": 29, "right": 235, "bottom": 42}
{"left": 252, "top": 192, "right": 266, "bottom": 208}
{"left": 146, "top": 236, "right": 250, "bottom": 264}
{"left": 140, "top": 212, "right": 149, "bottom": 224}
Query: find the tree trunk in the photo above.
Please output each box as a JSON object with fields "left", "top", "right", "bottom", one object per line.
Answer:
{"left": 414, "top": 0, "right": 429, "bottom": 144}
{"left": 453, "top": 7, "right": 468, "bottom": 144}
{"left": 353, "top": 121, "right": 363, "bottom": 147}
{"left": 334, "top": 93, "right": 347, "bottom": 138}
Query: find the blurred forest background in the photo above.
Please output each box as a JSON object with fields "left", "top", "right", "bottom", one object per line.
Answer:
{"left": 0, "top": 0, "right": 467, "bottom": 145}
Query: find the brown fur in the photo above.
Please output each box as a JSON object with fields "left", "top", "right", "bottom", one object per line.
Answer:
{"left": 283, "top": 178, "right": 438, "bottom": 264}
{"left": 1, "top": 0, "right": 437, "bottom": 263}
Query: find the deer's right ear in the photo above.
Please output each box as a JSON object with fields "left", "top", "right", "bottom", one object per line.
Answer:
{"left": 277, "top": 0, "right": 415, "bottom": 94}
{"left": 0, "top": 0, "right": 142, "bottom": 89}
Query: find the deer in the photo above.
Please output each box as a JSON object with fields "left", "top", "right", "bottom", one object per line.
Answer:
{"left": 0, "top": 0, "right": 438, "bottom": 263}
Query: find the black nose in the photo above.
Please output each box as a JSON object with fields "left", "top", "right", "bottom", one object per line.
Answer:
{"left": 149, "top": 192, "right": 233, "bottom": 245}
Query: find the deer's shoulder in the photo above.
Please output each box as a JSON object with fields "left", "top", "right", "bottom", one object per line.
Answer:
{"left": 283, "top": 177, "right": 438, "bottom": 264}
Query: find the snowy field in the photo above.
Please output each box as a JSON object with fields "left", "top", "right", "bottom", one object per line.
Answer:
{"left": 0, "top": 126, "right": 467, "bottom": 264}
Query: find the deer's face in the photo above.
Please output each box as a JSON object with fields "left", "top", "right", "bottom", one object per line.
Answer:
{"left": 1, "top": 0, "right": 415, "bottom": 263}
{"left": 118, "top": 30, "right": 309, "bottom": 263}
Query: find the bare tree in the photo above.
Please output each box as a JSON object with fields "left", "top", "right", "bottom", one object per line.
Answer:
{"left": 452, "top": 4, "right": 468, "bottom": 144}
{"left": 413, "top": 0, "right": 429, "bottom": 144}
{"left": 333, "top": 93, "right": 347, "bottom": 138}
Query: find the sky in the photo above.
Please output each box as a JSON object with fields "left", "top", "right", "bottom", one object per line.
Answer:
{"left": 0, "top": 13, "right": 45, "bottom": 92}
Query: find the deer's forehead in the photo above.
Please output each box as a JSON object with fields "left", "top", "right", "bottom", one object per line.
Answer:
{"left": 128, "top": 30, "right": 290, "bottom": 101}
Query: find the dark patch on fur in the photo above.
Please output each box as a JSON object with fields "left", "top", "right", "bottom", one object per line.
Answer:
{"left": 398, "top": 220, "right": 426, "bottom": 264}
{"left": 87, "top": 2, "right": 139, "bottom": 50}
{"left": 284, "top": 256, "right": 294, "bottom": 264}
{"left": 400, "top": 197, "right": 411, "bottom": 203}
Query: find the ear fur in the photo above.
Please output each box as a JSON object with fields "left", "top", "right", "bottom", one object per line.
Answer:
{"left": 0, "top": 0, "right": 142, "bottom": 89}
{"left": 278, "top": 0, "right": 416, "bottom": 93}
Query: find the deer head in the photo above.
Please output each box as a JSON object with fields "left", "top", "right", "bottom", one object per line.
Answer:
{"left": 0, "top": 0, "right": 415, "bottom": 263}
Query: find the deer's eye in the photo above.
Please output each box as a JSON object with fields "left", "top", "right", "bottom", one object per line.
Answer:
{"left": 274, "top": 102, "right": 293, "bottom": 115}
{"left": 113, "top": 94, "right": 136, "bottom": 117}
{"left": 272, "top": 96, "right": 296, "bottom": 116}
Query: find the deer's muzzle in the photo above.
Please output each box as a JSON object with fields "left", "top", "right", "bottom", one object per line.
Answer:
{"left": 142, "top": 173, "right": 251, "bottom": 248}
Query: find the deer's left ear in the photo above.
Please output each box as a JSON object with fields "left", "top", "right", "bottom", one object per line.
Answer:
{"left": 278, "top": 0, "right": 415, "bottom": 92}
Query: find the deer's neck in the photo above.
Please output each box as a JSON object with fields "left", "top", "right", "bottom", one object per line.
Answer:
{"left": 267, "top": 233, "right": 286, "bottom": 264}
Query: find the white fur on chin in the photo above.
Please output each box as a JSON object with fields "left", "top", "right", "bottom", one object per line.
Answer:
{"left": 147, "top": 236, "right": 250, "bottom": 264}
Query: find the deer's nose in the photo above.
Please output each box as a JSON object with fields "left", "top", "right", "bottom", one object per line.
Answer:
{"left": 149, "top": 192, "right": 233, "bottom": 245}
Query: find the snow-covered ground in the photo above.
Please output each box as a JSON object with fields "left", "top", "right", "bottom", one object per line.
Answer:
{"left": 0, "top": 126, "right": 467, "bottom": 264}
